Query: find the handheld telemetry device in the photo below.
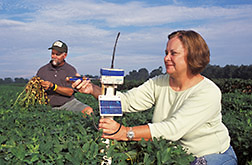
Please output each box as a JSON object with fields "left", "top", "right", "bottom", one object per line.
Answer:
{"left": 98, "top": 32, "right": 123, "bottom": 165}
{"left": 98, "top": 68, "right": 124, "bottom": 117}
{"left": 98, "top": 32, "right": 124, "bottom": 118}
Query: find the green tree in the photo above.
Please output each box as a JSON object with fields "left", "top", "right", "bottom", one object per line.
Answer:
{"left": 150, "top": 66, "right": 163, "bottom": 78}
{"left": 236, "top": 65, "right": 252, "bottom": 79}
{"left": 14, "top": 77, "right": 29, "bottom": 83}
{"left": 4, "top": 77, "right": 13, "bottom": 83}
{"left": 138, "top": 68, "right": 149, "bottom": 81}
{"left": 125, "top": 68, "right": 149, "bottom": 81}
{"left": 223, "top": 65, "right": 238, "bottom": 78}
{"left": 202, "top": 65, "right": 224, "bottom": 78}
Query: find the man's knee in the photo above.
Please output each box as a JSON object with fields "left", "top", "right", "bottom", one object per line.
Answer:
{"left": 81, "top": 106, "right": 93, "bottom": 117}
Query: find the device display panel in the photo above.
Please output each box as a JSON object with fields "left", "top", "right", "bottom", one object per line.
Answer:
{"left": 99, "top": 95, "right": 123, "bottom": 116}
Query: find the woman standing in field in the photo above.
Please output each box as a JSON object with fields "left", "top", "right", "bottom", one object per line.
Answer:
{"left": 72, "top": 30, "right": 237, "bottom": 165}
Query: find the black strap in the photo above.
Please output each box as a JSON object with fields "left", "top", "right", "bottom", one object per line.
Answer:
{"left": 103, "top": 123, "right": 122, "bottom": 136}
{"left": 91, "top": 112, "right": 122, "bottom": 136}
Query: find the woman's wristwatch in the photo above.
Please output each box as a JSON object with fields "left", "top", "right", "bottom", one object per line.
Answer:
{"left": 126, "top": 127, "right": 135, "bottom": 141}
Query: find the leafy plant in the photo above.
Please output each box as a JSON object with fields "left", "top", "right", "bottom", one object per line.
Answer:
{"left": 13, "top": 76, "right": 49, "bottom": 108}
{"left": 222, "top": 92, "right": 252, "bottom": 164}
{"left": 213, "top": 78, "right": 252, "bottom": 94}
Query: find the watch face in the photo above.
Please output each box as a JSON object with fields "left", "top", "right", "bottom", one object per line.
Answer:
{"left": 127, "top": 130, "right": 134, "bottom": 139}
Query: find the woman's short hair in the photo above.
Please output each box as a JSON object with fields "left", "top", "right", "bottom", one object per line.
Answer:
{"left": 168, "top": 30, "right": 210, "bottom": 75}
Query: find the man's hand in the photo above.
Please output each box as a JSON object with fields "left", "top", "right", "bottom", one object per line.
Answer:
{"left": 40, "top": 81, "right": 53, "bottom": 90}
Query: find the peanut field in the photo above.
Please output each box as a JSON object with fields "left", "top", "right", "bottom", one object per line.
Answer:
{"left": 0, "top": 79, "right": 252, "bottom": 164}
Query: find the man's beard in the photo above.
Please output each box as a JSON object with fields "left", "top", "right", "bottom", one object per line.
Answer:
{"left": 52, "top": 59, "right": 60, "bottom": 66}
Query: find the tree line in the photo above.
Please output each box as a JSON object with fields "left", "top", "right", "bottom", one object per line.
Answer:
{"left": 0, "top": 77, "right": 29, "bottom": 84}
{"left": 202, "top": 64, "right": 252, "bottom": 79}
{"left": 0, "top": 64, "right": 251, "bottom": 84}
{"left": 124, "top": 64, "right": 252, "bottom": 81}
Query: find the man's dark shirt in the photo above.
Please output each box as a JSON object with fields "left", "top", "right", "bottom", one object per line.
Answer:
{"left": 36, "top": 61, "right": 76, "bottom": 107}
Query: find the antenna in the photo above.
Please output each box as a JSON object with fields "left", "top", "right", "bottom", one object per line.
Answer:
{"left": 111, "top": 32, "right": 120, "bottom": 69}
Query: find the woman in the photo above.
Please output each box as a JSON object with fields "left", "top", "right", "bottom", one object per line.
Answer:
{"left": 73, "top": 30, "right": 237, "bottom": 164}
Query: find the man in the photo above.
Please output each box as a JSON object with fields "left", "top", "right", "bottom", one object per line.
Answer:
{"left": 36, "top": 40, "right": 93, "bottom": 115}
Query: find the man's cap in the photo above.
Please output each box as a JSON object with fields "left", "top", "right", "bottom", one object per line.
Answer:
{"left": 48, "top": 40, "right": 68, "bottom": 53}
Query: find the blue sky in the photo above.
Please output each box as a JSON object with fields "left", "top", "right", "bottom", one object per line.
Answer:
{"left": 0, "top": 0, "right": 252, "bottom": 79}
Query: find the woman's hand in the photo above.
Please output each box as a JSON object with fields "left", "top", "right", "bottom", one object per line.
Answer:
{"left": 71, "top": 79, "right": 93, "bottom": 94}
{"left": 69, "top": 77, "right": 102, "bottom": 99}
{"left": 99, "top": 118, "right": 128, "bottom": 141}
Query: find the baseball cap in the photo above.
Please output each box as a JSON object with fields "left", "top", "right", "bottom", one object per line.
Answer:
{"left": 48, "top": 40, "right": 68, "bottom": 53}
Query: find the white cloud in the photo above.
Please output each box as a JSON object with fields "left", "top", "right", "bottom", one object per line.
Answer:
{"left": 0, "top": 19, "right": 26, "bottom": 26}
{"left": 27, "top": 1, "right": 252, "bottom": 27}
